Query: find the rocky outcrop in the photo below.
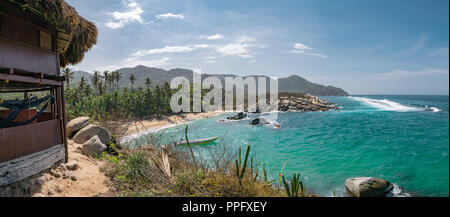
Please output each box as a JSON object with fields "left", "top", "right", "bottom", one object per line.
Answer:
{"left": 226, "top": 112, "right": 247, "bottom": 120}
{"left": 345, "top": 177, "right": 393, "bottom": 197}
{"left": 278, "top": 94, "right": 339, "bottom": 112}
{"left": 73, "top": 124, "right": 111, "bottom": 145}
{"left": 250, "top": 118, "right": 270, "bottom": 125}
{"left": 66, "top": 117, "right": 90, "bottom": 137}
{"left": 82, "top": 135, "right": 107, "bottom": 156}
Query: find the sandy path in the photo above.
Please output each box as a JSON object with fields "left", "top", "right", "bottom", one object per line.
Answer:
{"left": 31, "top": 140, "right": 109, "bottom": 197}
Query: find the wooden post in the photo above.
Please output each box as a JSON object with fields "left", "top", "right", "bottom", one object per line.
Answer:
{"left": 60, "top": 83, "right": 69, "bottom": 163}
{"left": 55, "top": 85, "right": 68, "bottom": 163}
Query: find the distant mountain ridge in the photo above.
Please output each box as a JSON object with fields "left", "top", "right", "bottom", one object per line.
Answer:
{"left": 73, "top": 65, "right": 348, "bottom": 96}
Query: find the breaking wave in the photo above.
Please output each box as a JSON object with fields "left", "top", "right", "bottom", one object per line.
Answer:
{"left": 350, "top": 97, "right": 424, "bottom": 112}
{"left": 425, "top": 106, "right": 442, "bottom": 113}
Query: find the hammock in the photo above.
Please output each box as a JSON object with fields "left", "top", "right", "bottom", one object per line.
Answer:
{"left": 0, "top": 95, "right": 55, "bottom": 128}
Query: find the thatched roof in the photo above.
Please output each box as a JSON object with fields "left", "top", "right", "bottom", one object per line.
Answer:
{"left": 11, "top": 0, "right": 98, "bottom": 67}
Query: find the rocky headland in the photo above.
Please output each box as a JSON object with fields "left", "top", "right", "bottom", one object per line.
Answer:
{"left": 277, "top": 93, "right": 340, "bottom": 112}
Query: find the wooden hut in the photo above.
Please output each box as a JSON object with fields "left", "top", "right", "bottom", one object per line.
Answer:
{"left": 0, "top": 0, "right": 97, "bottom": 186}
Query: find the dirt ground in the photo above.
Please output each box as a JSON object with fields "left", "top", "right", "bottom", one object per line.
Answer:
{"left": 35, "top": 140, "right": 109, "bottom": 197}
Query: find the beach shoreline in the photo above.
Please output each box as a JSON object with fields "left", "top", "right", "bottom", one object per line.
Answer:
{"left": 118, "top": 110, "right": 228, "bottom": 143}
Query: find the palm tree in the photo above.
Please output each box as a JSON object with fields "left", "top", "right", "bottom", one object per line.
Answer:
{"left": 129, "top": 74, "right": 136, "bottom": 89}
{"left": 145, "top": 77, "right": 151, "bottom": 90}
{"left": 112, "top": 70, "right": 122, "bottom": 91}
{"left": 90, "top": 70, "right": 101, "bottom": 94}
{"left": 79, "top": 76, "right": 87, "bottom": 90}
{"left": 98, "top": 81, "right": 106, "bottom": 95}
{"left": 62, "top": 67, "right": 74, "bottom": 87}
{"left": 103, "top": 70, "right": 111, "bottom": 92}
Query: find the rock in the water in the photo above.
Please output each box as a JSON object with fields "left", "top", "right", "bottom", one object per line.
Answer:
{"left": 250, "top": 118, "right": 260, "bottom": 125}
{"left": 82, "top": 135, "right": 107, "bottom": 156}
{"left": 345, "top": 177, "right": 393, "bottom": 197}
{"left": 73, "top": 124, "right": 111, "bottom": 144}
{"left": 250, "top": 118, "right": 269, "bottom": 125}
{"left": 66, "top": 117, "right": 90, "bottom": 137}
{"left": 226, "top": 112, "right": 247, "bottom": 120}
{"left": 65, "top": 162, "right": 79, "bottom": 171}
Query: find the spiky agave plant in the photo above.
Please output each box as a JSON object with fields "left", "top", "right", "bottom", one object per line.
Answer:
{"left": 262, "top": 163, "right": 275, "bottom": 186}
{"left": 235, "top": 145, "right": 251, "bottom": 185}
{"left": 282, "top": 173, "right": 307, "bottom": 197}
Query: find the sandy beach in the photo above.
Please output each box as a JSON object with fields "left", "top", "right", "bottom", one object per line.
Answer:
{"left": 117, "top": 110, "right": 227, "bottom": 143}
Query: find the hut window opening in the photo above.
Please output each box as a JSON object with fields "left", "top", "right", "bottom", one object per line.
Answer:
{"left": 0, "top": 88, "right": 56, "bottom": 129}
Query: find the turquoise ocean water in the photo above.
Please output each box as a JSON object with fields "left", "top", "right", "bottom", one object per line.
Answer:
{"left": 127, "top": 95, "right": 449, "bottom": 197}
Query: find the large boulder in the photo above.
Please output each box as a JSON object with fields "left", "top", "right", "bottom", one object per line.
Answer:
{"left": 82, "top": 135, "right": 107, "bottom": 156}
{"left": 66, "top": 117, "right": 90, "bottom": 137}
{"left": 73, "top": 124, "right": 111, "bottom": 145}
{"left": 345, "top": 177, "right": 393, "bottom": 197}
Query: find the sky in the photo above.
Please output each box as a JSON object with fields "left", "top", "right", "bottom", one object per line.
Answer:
{"left": 66, "top": 0, "right": 449, "bottom": 95}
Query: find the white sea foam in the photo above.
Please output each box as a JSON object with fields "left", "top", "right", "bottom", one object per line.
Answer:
{"left": 350, "top": 96, "right": 423, "bottom": 112}
{"left": 268, "top": 121, "right": 281, "bottom": 129}
{"left": 386, "top": 183, "right": 411, "bottom": 197}
{"left": 426, "top": 106, "right": 442, "bottom": 113}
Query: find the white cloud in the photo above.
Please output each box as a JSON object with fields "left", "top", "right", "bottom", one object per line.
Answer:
{"left": 292, "top": 42, "right": 327, "bottom": 58}
{"left": 132, "top": 44, "right": 212, "bottom": 56}
{"left": 106, "top": 0, "right": 145, "bottom": 29}
{"left": 95, "top": 57, "right": 170, "bottom": 71}
{"left": 371, "top": 68, "right": 449, "bottom": 79}
{"left": 309, "top": 53, "right": 328, "bottom": 59}
{"left": 215, "top": 36, "right": 258, "bottom": 58}
{"left": 128, "top": 57, "right": 171, "bottom": 68}
{"left": 293, "top": 43, "right": 312, "bottom": 52}
{"left": 131, "top": 36, "right": 262, "bottom": 59}
{"left": 200, "top": 34, "right": 225, "bottom": 40}
{"left": 155, "top": 13, "right": 184, "bottom": 20}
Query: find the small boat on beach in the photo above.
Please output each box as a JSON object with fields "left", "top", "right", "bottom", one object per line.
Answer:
{"left": 175, "top": 137, "right": 219, "bottom": 146}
